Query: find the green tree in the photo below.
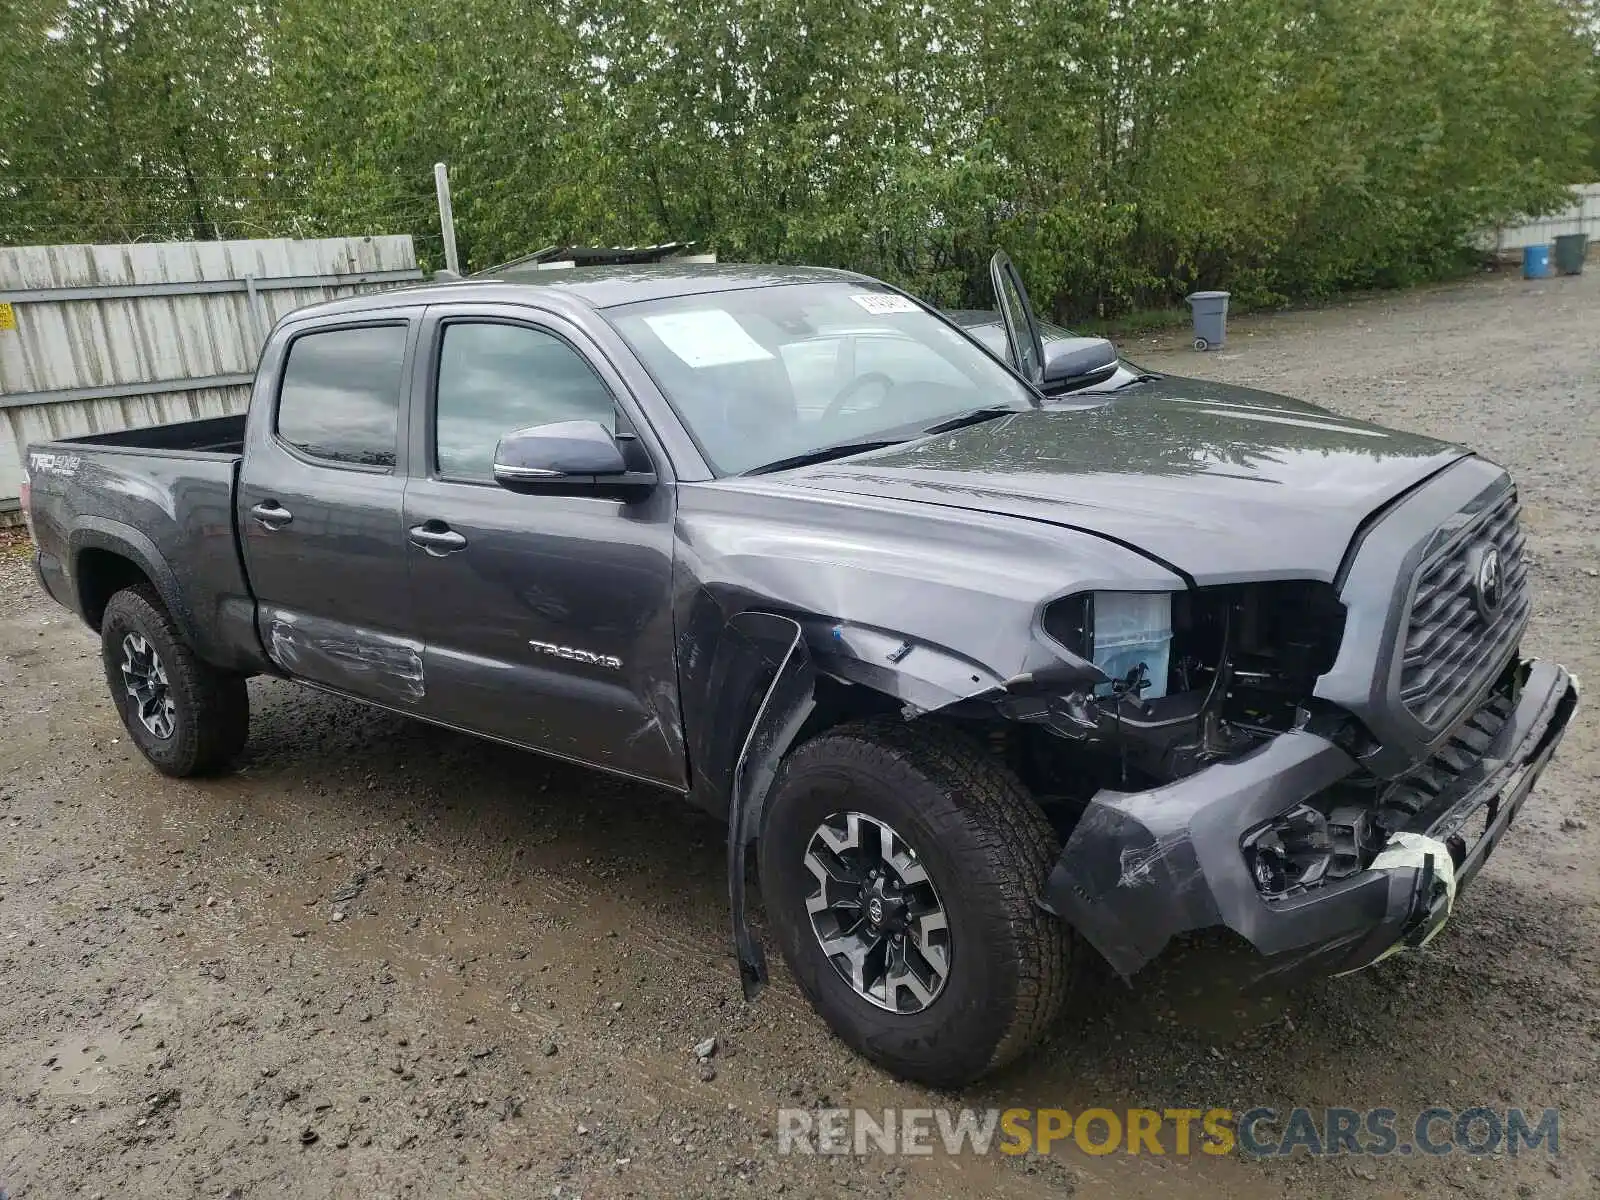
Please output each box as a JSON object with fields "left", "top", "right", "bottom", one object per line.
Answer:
{"left": 2, "top": 0, "right": 1594, "bottom": 311}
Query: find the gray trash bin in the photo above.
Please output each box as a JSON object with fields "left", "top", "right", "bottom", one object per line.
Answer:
{"left": 1554, "top": 233, "right": 1587, "bottom": 276}
{"left": 1185, "top": 290, "right": 1230, "bottom": 351}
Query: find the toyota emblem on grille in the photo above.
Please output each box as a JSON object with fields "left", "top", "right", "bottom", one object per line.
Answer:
{"left": 1473, "top": 545, "right": 1503, "bottom": 621}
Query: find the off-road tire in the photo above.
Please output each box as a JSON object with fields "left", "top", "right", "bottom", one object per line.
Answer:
{"left": 759, "top": 719, "right": 1071, "bottom": 1087}
{"left": 100, "top": 586, "right": 250, "bottom": 777}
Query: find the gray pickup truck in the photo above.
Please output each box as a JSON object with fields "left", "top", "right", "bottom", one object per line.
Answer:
{"left": 22, "top": 254, "right": 1577, "bottom": 1087}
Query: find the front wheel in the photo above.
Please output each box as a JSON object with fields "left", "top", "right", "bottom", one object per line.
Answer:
{"left": 100, "top": 586, "right": 250, "bottom": 777}
{"left": 759, "top": 721, "right": 1072, "bottom": 1087}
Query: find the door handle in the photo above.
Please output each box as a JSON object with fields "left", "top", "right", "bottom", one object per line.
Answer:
{"left": 408, "top": 522, "right": 468, "bottom": 556}
{"left": 250, "top": 501, "right": 293, "bottom": 530}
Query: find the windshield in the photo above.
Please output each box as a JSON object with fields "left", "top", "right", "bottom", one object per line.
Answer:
{"left": 606, "top": 282, "right": 1037, "bottom": 475}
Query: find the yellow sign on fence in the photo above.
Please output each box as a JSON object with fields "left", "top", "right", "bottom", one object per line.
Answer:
{"left": 0, "top": 302, "right": 15, "bottom": 331}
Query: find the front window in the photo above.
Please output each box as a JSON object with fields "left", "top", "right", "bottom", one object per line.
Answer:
{"left": 606, "top": 283, "right": 1035, "bottom": 475}
{"left": 434, "top": 321, "right": 618, "bottom": 482}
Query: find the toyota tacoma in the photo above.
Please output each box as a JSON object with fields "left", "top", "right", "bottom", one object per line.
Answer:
{"left": 22, "top": 254, "right": 1577, "bottom": 1087}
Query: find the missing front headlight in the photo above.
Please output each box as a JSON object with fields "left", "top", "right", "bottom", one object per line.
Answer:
{"left": 1041, "top": 591, "right": 1176, "bottom": 699}
{"left": 1172, "top": 581, "right": 1348, "bottom": 733}
{"left": 1091, "top": 592, "right": 1172, "bottom": 700}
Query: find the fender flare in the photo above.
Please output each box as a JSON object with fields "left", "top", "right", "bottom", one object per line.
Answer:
{"left": 681, "top": 609, "right": 818, "bottom": 998}
{"left": 67, "top": 518, "right": 201, "bottom": 647}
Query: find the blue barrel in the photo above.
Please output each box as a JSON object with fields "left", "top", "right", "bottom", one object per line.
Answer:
{"left": 1522, "top": 245, "right": 1551, "bottom": 279}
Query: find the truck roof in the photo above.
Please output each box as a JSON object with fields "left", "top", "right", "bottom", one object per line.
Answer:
{"left": 296, "top": 262, "right": 873, "bottom": 320}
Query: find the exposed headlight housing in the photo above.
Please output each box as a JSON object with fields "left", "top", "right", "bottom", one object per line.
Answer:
{"left": 1042, "top": 591, "right": 1174, "bottom": 699}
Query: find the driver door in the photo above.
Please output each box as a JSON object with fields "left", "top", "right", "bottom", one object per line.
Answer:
{"left": 990, "top": 252, "right": 1046, "bottom": 387}
{"left": 400, "top": 305, "right": 684, "bottom": 788}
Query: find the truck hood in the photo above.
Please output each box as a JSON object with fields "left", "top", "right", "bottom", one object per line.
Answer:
{"left": 778, "top": 381, "right": 1469, "bottom": 585}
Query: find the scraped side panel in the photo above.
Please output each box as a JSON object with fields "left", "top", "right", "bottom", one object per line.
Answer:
{"left": 265, "top": 607, "right": 426, "bottom": 705}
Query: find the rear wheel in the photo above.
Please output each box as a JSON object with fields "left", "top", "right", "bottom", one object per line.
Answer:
{"left": 759, "top": 720, "right": 1071, "bottom": 1087}
{"left": 100, "top": 586, "right": 249, "bottom": 777}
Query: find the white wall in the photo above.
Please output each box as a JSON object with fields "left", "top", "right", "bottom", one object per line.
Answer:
{"left": 1482, "top": 183, "right": 1600, "bottom": 254}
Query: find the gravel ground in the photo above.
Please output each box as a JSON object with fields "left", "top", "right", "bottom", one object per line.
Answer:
{"left": 1, "top": 265, "right": 1597, "bottom": 1199}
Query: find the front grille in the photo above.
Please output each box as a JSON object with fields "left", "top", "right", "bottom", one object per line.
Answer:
{"left": 1380, "top": 682, "right": 1514, "bottom": 829}
{"left": 1399, "top": 487, "right": 1528, "bottom": 728}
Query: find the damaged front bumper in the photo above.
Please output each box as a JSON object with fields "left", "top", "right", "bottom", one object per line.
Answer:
{"left": 1042, "top": 659, "right": 1578, "bottom": 982}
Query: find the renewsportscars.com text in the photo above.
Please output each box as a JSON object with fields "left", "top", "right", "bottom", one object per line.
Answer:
{"left": 777, "top": 1106, "right": 1560, "bottom": 1158}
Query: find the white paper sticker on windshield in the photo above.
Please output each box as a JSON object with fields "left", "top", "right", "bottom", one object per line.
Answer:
{"left": 848, "top": 292, "right": 920, "bottom": 315}
{"left": 641, "top": 310, "right": 774, "bottom": 368}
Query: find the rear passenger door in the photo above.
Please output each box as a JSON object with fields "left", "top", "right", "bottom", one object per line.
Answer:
{"left": 401, "top": 305, "right": 684, "bottom": 787}
{"left": 238, "top": 312, "right": 426, "bottom": 706}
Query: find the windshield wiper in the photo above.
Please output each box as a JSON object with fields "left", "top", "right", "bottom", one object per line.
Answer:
{"left": 920, "top": 404, "right": 1027, "bottom": 435}
{"left": 744, "top": 404, "right": 1029, "bottom": 475}
{"left": 743, "top": 438, "right": 908, "bottom": 476}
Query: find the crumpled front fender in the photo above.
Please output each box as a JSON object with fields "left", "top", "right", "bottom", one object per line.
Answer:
{"left": 678, "top": 603, "right": 818, "bottom": 998}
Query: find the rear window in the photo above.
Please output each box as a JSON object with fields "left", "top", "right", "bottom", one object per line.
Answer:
{"left": 277, "top": 325, "right": 408, "bottom": 468}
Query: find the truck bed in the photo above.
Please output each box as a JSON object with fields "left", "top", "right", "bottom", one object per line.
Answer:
{"left": 25, "top": 412, "right": 268, "bottom": 676}
{"left": 48, "top": 413, "right": 246, "bottom": 457}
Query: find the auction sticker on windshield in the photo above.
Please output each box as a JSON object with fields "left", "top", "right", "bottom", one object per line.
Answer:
{"left": 642, "top": 309, "right": 774, "bottom": 368}
{"left": 849, "top": 293, "right": 920, "bottom": 315}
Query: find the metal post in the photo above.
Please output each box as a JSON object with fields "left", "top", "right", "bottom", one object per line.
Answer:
{"left": 243, "top": 272, "right": 268, "bottom": 351}
{"left": 434, "top": 162, "right": 461, "bottom": 275}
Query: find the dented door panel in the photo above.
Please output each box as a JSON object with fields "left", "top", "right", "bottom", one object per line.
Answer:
{"left": 400, "top": 306, "right": 686, "bottom": 789}
{"left": 264, "top": 609, "right": 426, "bottom": 706}
{"left": 240, "top": 459, "right": 420, "bottom": 704}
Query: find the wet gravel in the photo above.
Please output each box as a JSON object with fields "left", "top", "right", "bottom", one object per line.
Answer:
{"left": 0, "top": 264, "right": 1597, "bottom": 1199}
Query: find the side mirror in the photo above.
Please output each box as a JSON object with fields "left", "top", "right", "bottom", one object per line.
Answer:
{"left": 1040, "top": 337, "right": 1119, "bottom": 396}
{"left": 492, "top": 420, "right": 656, "bottom": 498}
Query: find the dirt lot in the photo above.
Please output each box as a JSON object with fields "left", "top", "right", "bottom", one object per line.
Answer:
{"left": 1, "top": 265, "right": 1597, "bottom": 1200}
